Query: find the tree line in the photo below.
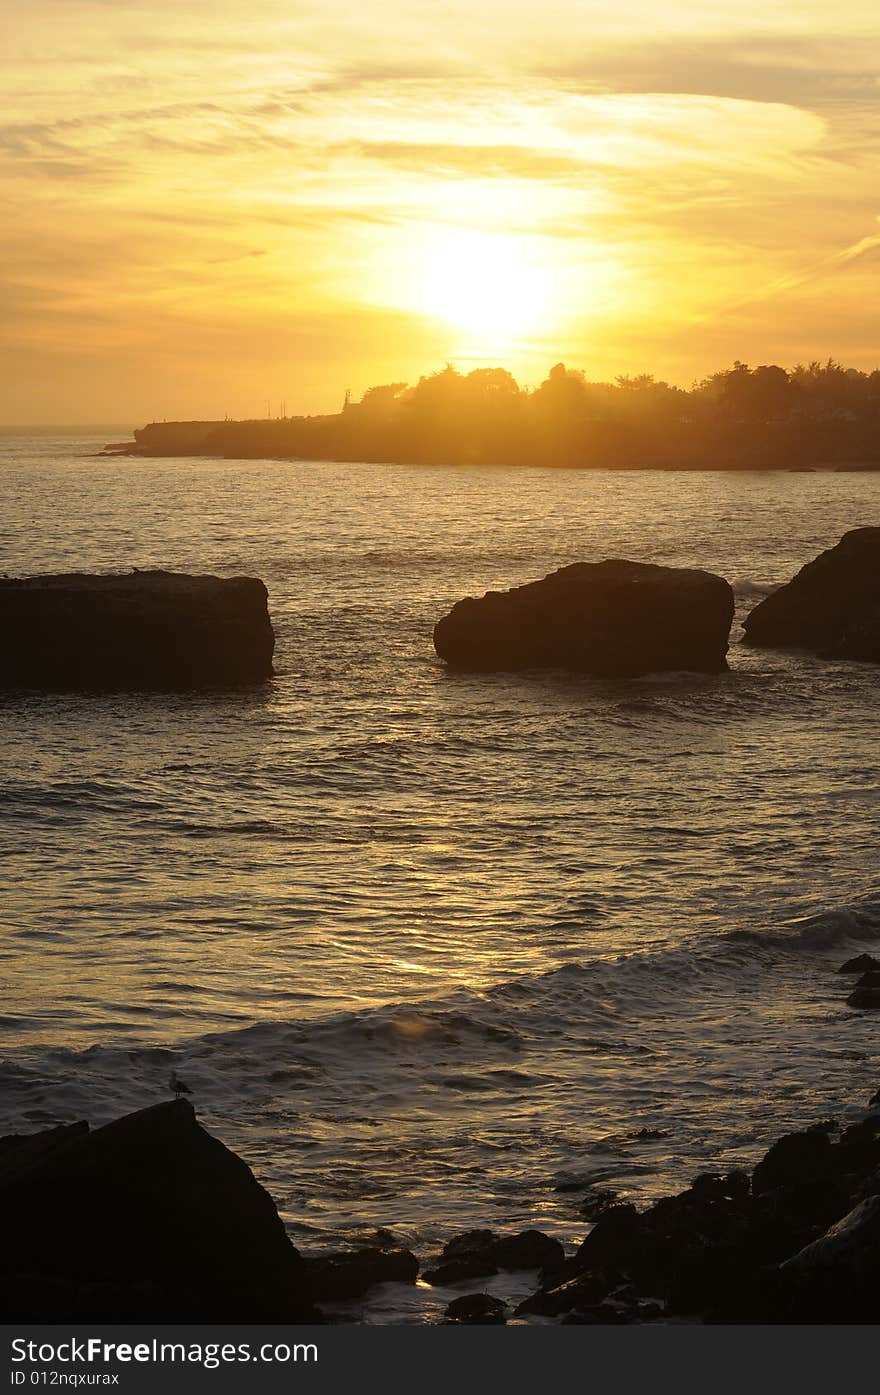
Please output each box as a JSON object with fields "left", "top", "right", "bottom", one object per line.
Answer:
{"left": 135, "top": 359, "right": 880, "bottom": 469}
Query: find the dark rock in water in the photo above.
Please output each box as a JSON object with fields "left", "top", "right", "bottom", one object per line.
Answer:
{"left": 743, "top": 527, "right": 880, "bottom": 661}
{"left": 776, "top": 1196, "right": 880, "bottom": 1322}
{"left": 854, "top": 971, "right": 880, "bottom": 989}
{"left": 424, "top": 1227, "right": 564, "bottom": 1286}
{"left": 0, "top": 570, "right": 274, "bottom": 689}
{"left": 579, "top": 1187, "right": 620, "bottom": 1220}
{"left": 423, "top": 1229, "right": 499, "bottom": 1286}
{"left": 492, "top": 1229, "right": 565, "bottom": 1271}
{"left": 572, "top": 1203, "right": 643, "bottom": 1269}
{"left": 838, "top": 953, "right": 880, "bottom": 974}
{"left": 516, "top": 1269, "right": 615, "bottom": 1317}
{"left": 560, "top": 1293, "right": 663, "bottom": 1324}
{"left": 519, "top": 1102, "right": 880, "bottom": 1324}
{"left": 443, "top": 1293, "right": 507, "bottom": 1325}
{"left": 0, "top": 1100, "right": 312, "bottom": 1321}
{"left": 691, "top": 1170, "right": 750, "bottom": 1202}
{"left": 301, "top": 1246, "right": 418, "bottom": 1301}
{"left": 433, "top": 560, "right": 734, "bottom": 676}
{"left": 752, "top": 1124, "right": 835, "bottom": 1195}
{"left": 559, "top": 1307, "right": 629, "bottom": 1325}
{"left": 846, "top": 986, "right": 880, "bottom": 1010}
{"left": 443, "top": 1227, "right": 497, "bottom": 1255}
{"left": 423, "top": 1256, "right": 497, "bottom": 1286}
{"left": 524, "top": 1162, "right": 841, "bottom": 1321}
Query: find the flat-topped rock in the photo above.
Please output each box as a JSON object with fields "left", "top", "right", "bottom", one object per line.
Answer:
{"left": 434, "top": 560, "right": 734, "bottom": 676}
{"left": 0, "top": 570, "right": 274, "bottom": 689}
{"left": 743, "top": 528, "right": 880, "bottom": 661}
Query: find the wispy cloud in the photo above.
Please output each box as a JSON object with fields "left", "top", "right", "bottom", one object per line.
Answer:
{"left": 1, "top": 0, "right": 878, "bottom": 420}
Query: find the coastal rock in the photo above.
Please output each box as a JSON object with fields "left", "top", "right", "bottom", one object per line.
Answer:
{"left": 516, "top": 1269, "right": 615, "bottom": 1317}
{"left": 572, "top": 1203, "right": 644, "bottom": 1270}
{"left": 433, "top": 560, "right": 735, "bottom": 676}
{"left": 0, "top": 570, "right": 274, "bottom": 689}
{"left": 777, "top": 1196, "right": 880, "bottom": 1321}
{"left": 751, "top": 1124, "right": 835, "bottom": 1195}
{"left": 578, "top": 1187, "right": 620, "bottom": 1220}
{"left": 492, "top": 1229, "right": 566, "bottom": 1271}
{"left": 743, "top": 527, "right": 880, "bottom": 661}
{"left": 423, "top": 1229, "right": 499, "bottom": 1285}
{"left": 443, "top": 1293, "right": 507, "bottom": 1325}
{"left": 838, "top": 954, "right": 880, "bottom": 974}
{"left": 0, "top": 1100, "right": 311, "bottom": 1321}
{"left": 846, "top": 987, "right": 880, "bottom": 1010}
{"left": 522, "top": 1167, "right": 824, "bottom": 1320}
{"left": 301, "top": 1246, "right": 419, "bottom": 1301}
{"left": 423, "top": 1228, "right": 565, "bottom": 1286}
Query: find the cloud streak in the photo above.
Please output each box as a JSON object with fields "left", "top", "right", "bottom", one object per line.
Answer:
{"left": 0, "top": 0, "right": 878, "bottom": 421}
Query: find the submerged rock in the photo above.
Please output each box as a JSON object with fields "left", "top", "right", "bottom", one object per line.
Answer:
{"left": 0, "top": 570, "right": 274, "bottom": 689}
{"left": 433, "top": 560, "right": 734, "bottom": 676}
{"left": 0, "top": 1100, "right": 311, "bottom": 1321}
{"left": 743, "top": 527, "right": 880, "bottom": 661}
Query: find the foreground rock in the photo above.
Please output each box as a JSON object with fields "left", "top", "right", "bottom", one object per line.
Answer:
{"left": 776, "top": 1196, "right": 880, "bottom": 1321}
{"left": 743, "top": 527, "right": 880, "bottom": 661}
{"left": 846, "top": 986, "right": 880, "bottom": 1009}
{"left": 434, "top": 561, "right": 734, "bottom": 676}
{"left": 443, "top": 1293, "right": 508, "bottom": 1325}
{"left": 10, "top": 1073, "right": 880, "bottom": 1323}
{"left": 423, "top": 1228, "right": 565, "bottom": 1285}
{"left": 301, "top": 1245, "right": 418, "bottom": 1301}
{"left": 0, "top": 570, "right": 274, "bottom": 689}
{"left": 838, "top": 953, "right": 880, "bottom": 974}
{"left": 0, "top": 1101, "right": 313, "bottom": 1321}
{"left": 516, "top": 1109, "right": 880, "bottom": 1323}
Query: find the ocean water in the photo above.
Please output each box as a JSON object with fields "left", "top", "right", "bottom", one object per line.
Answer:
{"left": 2, "top": 433, "right": 879, "bottom": 1320}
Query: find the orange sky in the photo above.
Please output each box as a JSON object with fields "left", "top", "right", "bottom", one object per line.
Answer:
{"left": 2, "top": 0, "right": 879, "bottom": 424}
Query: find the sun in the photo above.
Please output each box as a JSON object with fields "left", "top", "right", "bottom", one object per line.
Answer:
{"left": 420, "top": 229, "right": 550, "bottom": 342}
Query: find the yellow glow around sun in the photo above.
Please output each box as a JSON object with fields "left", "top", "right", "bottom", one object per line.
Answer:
{"left": 421, "top": 229, "right": 550, "bottom": 340}
{"left": 366, "top": 222, "right": 622, "bottom": 365}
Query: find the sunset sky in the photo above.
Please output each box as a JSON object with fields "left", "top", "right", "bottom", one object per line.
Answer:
{"left": 2, "top": 0, "right": 879, "bottom": 424}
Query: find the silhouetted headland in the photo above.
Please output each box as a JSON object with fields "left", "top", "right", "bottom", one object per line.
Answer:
{"left": 110, "top": 359, "right": 880, "bottom": 470}
{"left": 434, "top": 561, "right": 734, "bottom": 675}
{"left": 0, "top": 570, "right": 274, "bottom": 689}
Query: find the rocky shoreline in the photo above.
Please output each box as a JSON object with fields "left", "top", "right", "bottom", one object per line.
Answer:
{"left": 3, "top": 953, "right": 880, "bottom": 1326}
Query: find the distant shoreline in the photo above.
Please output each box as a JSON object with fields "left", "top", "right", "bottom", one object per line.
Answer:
{"left": 103, "top": 360, "right": 880, "bottom": 471}
{"left": 103, "top": 435, "right": 880, "bottom": 474}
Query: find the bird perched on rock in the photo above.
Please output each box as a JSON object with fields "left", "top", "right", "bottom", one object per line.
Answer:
{"left": 169, "top": 1071, "right": 192, "bottom": 1099}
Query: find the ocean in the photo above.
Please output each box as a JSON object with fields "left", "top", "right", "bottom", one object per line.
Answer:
{"left": 2, "top": 432, "right": 879, "bottom": 1321}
